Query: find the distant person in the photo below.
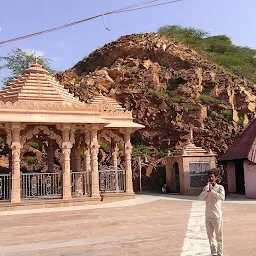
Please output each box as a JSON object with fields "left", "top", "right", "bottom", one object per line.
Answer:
{"left": 198, "top": 169, "right": 225, "bottom": 256}
{"left": 161, "top": 184, "right": 170, "bottom": 193}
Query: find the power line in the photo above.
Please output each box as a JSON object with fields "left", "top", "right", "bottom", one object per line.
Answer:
{"left": 0, "top": 0, "right": 182, "bottom": 46}
{"left": 0, "top": 0, "right": 159, "bottom": 46}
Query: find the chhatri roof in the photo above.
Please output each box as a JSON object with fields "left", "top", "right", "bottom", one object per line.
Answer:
{"left": 0, "top": 63, "right": 145, "bottom": 130}
{"left": 0, "top": 63, "right": 83, "bottom": 105}
{"left": 165, "top": 141, "right": 215, "bottom": 158}
{"left": 219, "top": 119, "right": 256, "bottom": 163}
{"left": 181, "top": 142, "right": 214, "bottom": 156}
{"left": 90, "top": 95, "right": 124, "bottom": 110}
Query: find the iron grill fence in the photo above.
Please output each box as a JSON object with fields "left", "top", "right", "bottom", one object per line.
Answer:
{"left": 99, "top": 166, "right": 125, "bottom": 192}
{"left": 21, "top": 172, "right": 62, "bottom": 199}
{"left": 0, "top": 168, "right": 125, "bottom": 201}
{"left": 71, "top": 171, "right": 91, "bottom": 197}
{"left": 0, "top": 174, "right": 10, "bottom": 201}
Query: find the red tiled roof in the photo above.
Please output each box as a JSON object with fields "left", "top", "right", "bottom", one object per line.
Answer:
{"left": 219, "top": 119, "right": 256, "bottom": 163}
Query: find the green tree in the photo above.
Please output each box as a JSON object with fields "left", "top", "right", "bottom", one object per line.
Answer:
{"left": 203, "top": 35, "right": 232, "bottom": 53}
{"left": 0, "top": 48, "right": 55, "bottom": 85}
{"left": 158, "top": 25, "right": 208, "bottom": 48}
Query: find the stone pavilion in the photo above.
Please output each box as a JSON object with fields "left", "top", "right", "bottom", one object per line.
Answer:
{"left": 0, "top": 63, "right": 144, "bottom": 204}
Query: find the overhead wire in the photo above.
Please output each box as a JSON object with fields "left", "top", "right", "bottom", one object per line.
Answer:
{"left": 0, "top": 0, "right": 160, "bottom": 45}
{"left": 115, "top": 0, "right": 181, "bottom": 14}
{"left": 100, "top": 0, "right": 160, "bottom": 31}
{"left": 0, "top": 0, "right": 182, "bottom": 46}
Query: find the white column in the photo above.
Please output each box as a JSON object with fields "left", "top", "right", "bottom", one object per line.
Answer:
{"left": 112, "top": 141, "right": 119, "bottom": 168}
{"left": 90, "top": 126, "right": 100, "bottom": 197}
{"left": 62, "top": 124, "right": 72, "bottom": 200}
{"left": 111, "top": 140, "right": 119, "bottom": 192}
{"left": 123, "top": 131, "right": 134, "bottom": 194}
{"left": 11, "top": 123, "right": 21, "bottom": 203}
{"left": 75, "top": 147, "right": 81, "bottom": 172}
{"left": 70, "top": 146, "right": 76, "bottom": 172}
{"left": 84, "top": 138, "right": 91, "bottom": 195}
{"left": 47, "top": 139, "right": 54, "bottom": 173}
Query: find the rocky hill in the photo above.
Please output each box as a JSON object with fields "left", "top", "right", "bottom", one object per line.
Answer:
{"left": 55, "top": 33, "right": 256, "bottom": 156}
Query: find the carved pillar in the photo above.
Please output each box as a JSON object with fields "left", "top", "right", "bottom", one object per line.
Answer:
{"left": 123, "top": 131, "right": 134, "bottom": 194}
{"left": 62, "top": 125, "right": 72, "bottom": 200}
{"left": 75, "top": 147, "right": 81, "bottom": 172}
{"left": 111, "top": 139, "right": 119, "bottom": 192}
{"left": 8, "top": 148, "right": 12, "bottom": 172}
{"left": 47, "top": 139, "right": 54, "bottom": 173}
{"left": 84, "top": 132, "right": 91, "bottom": 196}
{"left": 111, "top": 140, "right": 119, "bottom": 168}
{"left": 90, "top": 126, "right": 100, "bottom": 197}
{"left": 70, "top": 146, "right": 76, "bottom": 171}
{"left": 11, "top": 123, "right": 21, "bottom": 203}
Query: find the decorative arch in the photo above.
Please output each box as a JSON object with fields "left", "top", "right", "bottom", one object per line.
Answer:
{"left": 21, "top": 125, "right": 62, "bottom": 147}
{"left": 0, "top": 124, "right": 12, "bottom": 147}
{"left": 98, "top": 129, "right": 123, "bottom": 144}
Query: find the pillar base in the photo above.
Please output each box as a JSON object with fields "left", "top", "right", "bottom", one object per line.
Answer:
{"left": 62, "top": 195, "right": 72, "bottom": 200}
{"left": 62, "top": 186, "right": 72, "bottom": 200}
{"left": 125, "top": 190, "right": 134, "bottom": 195}
{"left": 91, "top": 194, "right": 101, "bottom": 199}
{"left": 91, "top": 192, "right": 100, "bottom": 198}
{"left": 11, "top": 189, "right": 21, "bottom": 203}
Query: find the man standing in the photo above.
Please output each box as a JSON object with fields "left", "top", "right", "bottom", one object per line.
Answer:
{"left": 198, "top": 169, "right": 225, "bottom": 256}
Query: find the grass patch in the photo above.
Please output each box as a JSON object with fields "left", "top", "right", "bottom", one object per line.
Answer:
{"left": 198, "top": 94, "right": 223, "bottom": 104}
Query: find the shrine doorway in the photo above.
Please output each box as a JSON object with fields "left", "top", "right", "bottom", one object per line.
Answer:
{"left": 173, "top": 162, "right": 180, "bottom": 193}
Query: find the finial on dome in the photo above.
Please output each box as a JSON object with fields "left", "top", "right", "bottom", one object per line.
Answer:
{"left": 185, "top": 126, "right": 194, "bottom": 145}
{"left": 189, "top": 126, "right": 194, "bottom": 142}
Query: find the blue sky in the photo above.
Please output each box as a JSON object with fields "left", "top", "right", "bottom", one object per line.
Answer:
{"left": 0, "top": 0, "right": 255, "bottom": 83}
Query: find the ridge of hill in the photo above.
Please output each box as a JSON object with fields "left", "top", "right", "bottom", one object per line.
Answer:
{"left": 55, "top": 32, "right": 256, "bottom": 156}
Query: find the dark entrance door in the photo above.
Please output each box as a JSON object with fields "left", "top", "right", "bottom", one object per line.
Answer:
{"left": 173, "top": 162, "right": 180, "bottom": 193}
{"left": 234, "top": 159, "right": 245, "bottom": 194}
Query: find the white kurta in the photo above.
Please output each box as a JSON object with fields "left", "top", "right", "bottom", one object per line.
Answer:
{"left": 198, "top": 184, "right": 225, "bottom": 256}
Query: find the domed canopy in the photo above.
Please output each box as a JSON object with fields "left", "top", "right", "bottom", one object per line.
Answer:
{"left": 90, "top": 94, "right": 124, "bottom": 110}
{"left": 0, "top": 63, "right": 145, "bottom": 130}
{"left": 0, "top": 63, "right": 83, "bottom": 105}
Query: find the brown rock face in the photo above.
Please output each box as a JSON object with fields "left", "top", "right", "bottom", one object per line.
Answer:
{"left": 55, "top": 33, "right": 256, "bottom": 156}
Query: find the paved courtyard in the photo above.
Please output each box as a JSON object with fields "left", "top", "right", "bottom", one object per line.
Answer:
{"left": 0, "top": 194, "right": 255, "bottom": 256}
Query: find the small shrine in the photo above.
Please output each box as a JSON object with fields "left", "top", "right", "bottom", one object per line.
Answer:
{"left": 0, "top": 63, "right": 144, "bottom": 204}
{"left": 164, "top": 129, "right": 216, "bottom": 195}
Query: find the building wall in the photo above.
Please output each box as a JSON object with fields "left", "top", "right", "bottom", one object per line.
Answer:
{"left": 244, "top": 160, "right": 256, "bottom": 199}
{"left": 165, "top": 155, "right": 216, "bottom": 195}
{"left": 227, "top": 162, "right": 236, "bottom": 193}
{"left": 165, "top": 156, "right": 183, "bottom": 193}
{"left": 183, "top": 156, "right": 216, "bottom": 195}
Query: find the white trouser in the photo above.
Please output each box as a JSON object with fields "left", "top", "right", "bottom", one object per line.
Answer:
{"left": 205, "top": 217, "right": 223, "bottom": 255}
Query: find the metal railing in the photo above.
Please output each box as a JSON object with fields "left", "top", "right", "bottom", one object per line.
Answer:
{"left": 71, "top": 171, "right": 91, "bottom": 197}
{"left": 0, "top": 174, "right": 10, "bottom": 201}
{"left": 99, "top": 166, "right": 125, "bottom": 192}
{"left": 21, "top": 172, "right": 62, "bottom": 199}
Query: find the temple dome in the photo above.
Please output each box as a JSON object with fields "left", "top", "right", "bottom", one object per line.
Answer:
{"left": 90, "top": 94, "right": 124, "bottom": 110}
{"left": 0, "top": 63, "right": 83, "bottom": 105}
